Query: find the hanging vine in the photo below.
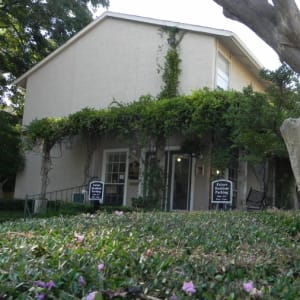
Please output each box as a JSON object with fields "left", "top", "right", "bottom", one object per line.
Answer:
{"left": 24, "top": 85, "right": 296, "bottom": 209}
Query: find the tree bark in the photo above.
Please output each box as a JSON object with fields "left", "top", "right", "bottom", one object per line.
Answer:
{"left": 34, "top": 143, "right": 51, "bottom": 213}
{"left": 0, "top": 178, "right": 8, "bottom": 199}
{"left": 213, "top": 0, "right": 300, "bottom": 74}
{"left": 83, "top": 134, "right": 98, "bottom": 185}
{"left": 280, "top": 118, "right": 300, "bottom": 191}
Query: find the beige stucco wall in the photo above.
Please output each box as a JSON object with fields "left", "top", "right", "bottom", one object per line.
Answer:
{"left": 179, "top": 31, "right": 215, "bottom": 91}
{"left": 23, "top": 18, "right": 164, "bottom": 124}
{"left": 15, "top": 151, "right": 42, "bottom": 197}
{"left": 216, "top": 42, "right": 265, "bottom": 92}
{"left": 14, "top": 135, "right": 87, "bottom": 198}
{"left": 23, "top": 18, "right": 220, "bottom": 125}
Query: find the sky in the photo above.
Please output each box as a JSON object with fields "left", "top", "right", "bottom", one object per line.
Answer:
{"left": 95, "top": 0, "right": 299, "bottom": 71}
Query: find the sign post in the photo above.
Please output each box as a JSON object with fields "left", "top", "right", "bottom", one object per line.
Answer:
{"left": 211, "top": 179, "right": 233, "bottom": 205}
{"left": 88, "top": 180, "right": 104, "bottom": 204}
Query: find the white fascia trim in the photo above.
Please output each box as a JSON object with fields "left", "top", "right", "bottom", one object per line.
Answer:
{"left": 14, "top": 11, "right": 110, "bottom": 87}
{"left": 229, "top": 34, "right": 263, "bottom": 70}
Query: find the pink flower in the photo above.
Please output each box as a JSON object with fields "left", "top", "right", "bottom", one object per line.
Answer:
{"left": 243, "top": 281, "right": 254, "bottom": 293}
{"left": 98, "top": 263, "right": 105, "bottom": 272}
{"left": 46, "top": 280, "right": 55, "bottom": 290}
{"left": 36, "top": 294, "right": 45, "bottom": 300}
{"left": 34, "top": 280, "right": 46, "bottom": 288}
{"left": 114, "top": 210, "right": 124, "bottom": 216}
{"left": 182, "top": 281, "right": 196, "bottom": 295}
{"left": 74, "top": 232, "right": 85, "bottom": 242}
{"left": 86, "top": 291, "right": 98, "bottom": 300}
{"left": 79, "top": 275, "right": 86, "bottom": 287}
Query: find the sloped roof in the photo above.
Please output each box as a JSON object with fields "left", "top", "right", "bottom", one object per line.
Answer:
{"left": 15, "top": 11, "right": 263, "bottom": 88}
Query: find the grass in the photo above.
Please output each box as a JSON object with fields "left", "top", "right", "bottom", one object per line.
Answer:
{"left": 0, "top": 210, "right": 299, "bottom": 299}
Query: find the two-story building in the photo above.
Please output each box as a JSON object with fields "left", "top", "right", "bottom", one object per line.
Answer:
{"left": 14, "top": 12, "right": 268, "bottom": 210}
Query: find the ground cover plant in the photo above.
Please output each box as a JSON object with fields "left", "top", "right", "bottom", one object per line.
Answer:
{"left": 0, "top": 211, "right": 299, "bottom": 299}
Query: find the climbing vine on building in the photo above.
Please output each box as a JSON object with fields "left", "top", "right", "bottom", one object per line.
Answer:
{"left": 158, "top": 26, "right": 184, "bottom": 99}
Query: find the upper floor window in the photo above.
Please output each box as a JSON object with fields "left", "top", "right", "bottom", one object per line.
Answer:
{"left": 216, "top": 53, "right": 230, "bottom": 90}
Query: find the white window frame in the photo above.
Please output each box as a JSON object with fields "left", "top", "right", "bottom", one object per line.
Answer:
{"left": 216, "top": 52, "right": 230, "bottom": 90}
{"left": 101, "top": 148, "right": 129, "bottom": 206}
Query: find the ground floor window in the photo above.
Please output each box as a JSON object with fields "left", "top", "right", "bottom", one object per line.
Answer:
{"left": 103, "top": 150, "right": 128, "bottom": 206}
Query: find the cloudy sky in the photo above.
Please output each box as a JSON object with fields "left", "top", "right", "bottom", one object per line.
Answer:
{"left": 96, "top": 0, "right": 299, "bottom": 70}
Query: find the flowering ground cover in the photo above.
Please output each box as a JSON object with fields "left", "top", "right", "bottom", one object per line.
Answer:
{"left": 0, "top": 210, "right": 299, "bottom": 299}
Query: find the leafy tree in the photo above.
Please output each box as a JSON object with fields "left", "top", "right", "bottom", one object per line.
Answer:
{"left": 0, "top": 0, "right": 109, "bottom": 108}
{"left": 0, "top": 0, "right": 109, "bottom": 199}
{"left": 0, "top": 110, "right": 24, "bottom": 197}
{"left": 226, "top": 65, "right": 300, "bottom": 205}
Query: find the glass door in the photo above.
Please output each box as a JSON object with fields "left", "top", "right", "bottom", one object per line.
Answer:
{"left": 170, "top": 154, "right": 191, "bottom": 210}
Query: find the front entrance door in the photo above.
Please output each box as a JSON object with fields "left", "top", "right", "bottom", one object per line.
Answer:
{"left": 170, "top": 154, "right": 192, "bottom": 210}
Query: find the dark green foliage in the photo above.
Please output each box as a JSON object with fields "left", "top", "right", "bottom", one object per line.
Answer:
{"left": 158, "top": 27, "right": 182, "bottom": 99}
{"left": 0, "top": 111, "right": 24, "bottom": 184}
{"left": 25, "top": 117, "right": 70, "bottom": 151}
{"left": 159, "top": 49, "right": 181, "bottom": 98}
{"left": 0, "top": 0, "right": 109, "bottom": 106}
{"left": 24, "top": 90, "right": 237, "bottom": 152}
{"left": 260, "top": 64, "right": 300, "bottom": 131}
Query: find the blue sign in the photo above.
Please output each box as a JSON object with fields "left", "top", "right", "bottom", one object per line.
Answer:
{"left": 89, "top": 180, "right": 104, "bottom": 203}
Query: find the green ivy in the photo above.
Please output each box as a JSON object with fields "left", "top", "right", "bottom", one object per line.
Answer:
{"left": 24, "top": 88, "right": 290, "bottom": 167}
{"left": 158, "top": 27, "right": 183, "bottom": 99}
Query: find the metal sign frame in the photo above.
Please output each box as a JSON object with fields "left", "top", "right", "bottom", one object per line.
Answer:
{"left": 88, "top": 180, "right": 104, "bottom": 203}
{"left": 211, "top": 179, "right": 233, "bottom": 204}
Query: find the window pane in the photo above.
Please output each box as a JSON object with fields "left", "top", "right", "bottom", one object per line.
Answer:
{"left": 216, "top": 53, "right": 229, "bottom": 90}
{"left": 104, "top": 151, "right": 127, "bottom": 205}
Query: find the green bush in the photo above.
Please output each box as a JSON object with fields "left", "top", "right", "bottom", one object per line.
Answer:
{"left": 0, "top": 198, "right": 32, "bottom": 211}
{"left": 0, "top": 211, "right": 299, "bottom": 299}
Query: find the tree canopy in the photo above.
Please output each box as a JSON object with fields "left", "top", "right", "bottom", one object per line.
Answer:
{"left": 0, "top": 110, "right": 24, "bottom": 187}
{"left": 0, "top": 0, "right": 109, "bottom": 108}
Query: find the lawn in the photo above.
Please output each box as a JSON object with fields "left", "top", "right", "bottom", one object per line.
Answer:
{"left": 0, "top": 210, "right": 299, "bottom": 299}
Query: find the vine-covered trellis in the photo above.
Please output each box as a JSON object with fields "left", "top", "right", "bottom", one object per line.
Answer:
{"left": 24, "top": 86, "right": 295, "bottom": 210}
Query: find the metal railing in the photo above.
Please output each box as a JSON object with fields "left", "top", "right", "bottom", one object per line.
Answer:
{"left": 26, "top": 184, "right": 88, "bottom": 202}
{"left": 24, "top": 184, "right": 89, "bottom": 219}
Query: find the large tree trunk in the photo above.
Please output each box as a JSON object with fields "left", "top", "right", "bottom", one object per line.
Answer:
{"left": 34, "top": 143, "right": 51, "bottom": 213}
{"left": 83, "top": 134, "right": 98, "bottom": 185}
{"left": 280, "top": 118, "right": 300, "bottom": 191}
{"left": 213, "top": 0, "right": 300, "bottom": 74}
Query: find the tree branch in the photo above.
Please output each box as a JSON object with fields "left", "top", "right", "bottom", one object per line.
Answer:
{"left": 213, "top": 0, "right": 300, "bottom": 73}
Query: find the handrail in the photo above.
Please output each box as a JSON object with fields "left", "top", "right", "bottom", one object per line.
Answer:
{"left": 24, "top": 184, "right": 90, "bottom": 220}
{"left": 27, "top": 184, "right": 88, "bottom": 202}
